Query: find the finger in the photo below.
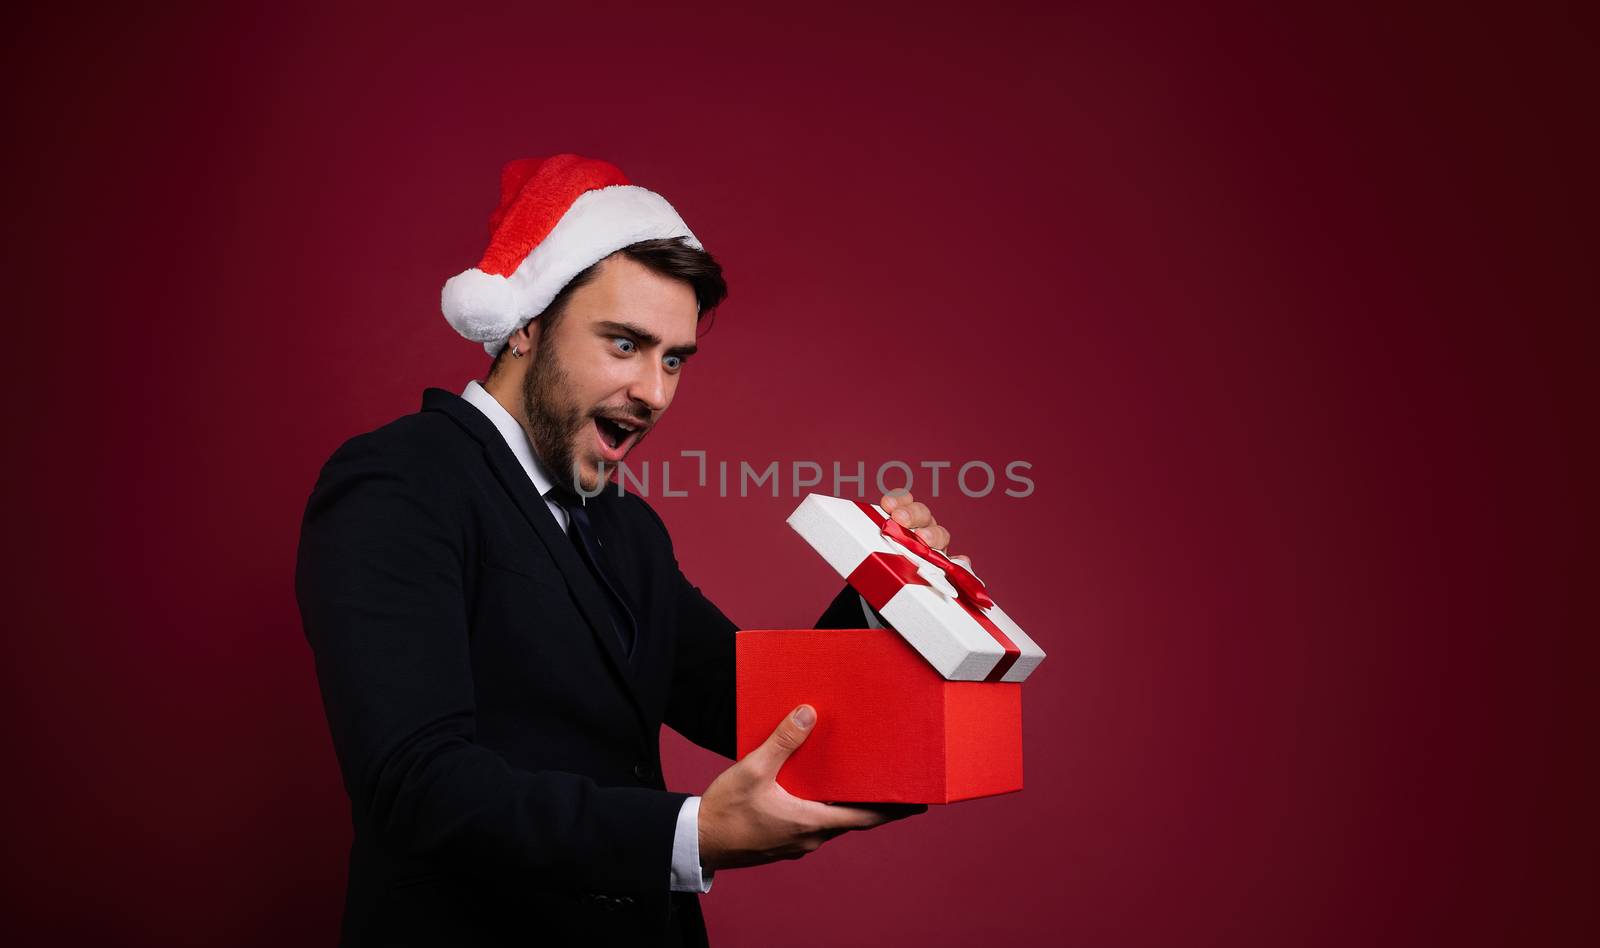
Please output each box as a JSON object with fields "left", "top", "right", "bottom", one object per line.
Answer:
{"left": 890, "top": 501, "right": 933, "bottom": 528}
{"left": 742, "top": 705, "right": 816, "bottom": 777}
{"left": 876, "top": 803, "right": 929, "bottom": 822}
{"left": 800, "top": 801, "right": 897, "bottom": 832}
{"left": 859, "top": 803, "right": 927, "bottom": 824}
{"left": 824, "top": 802, "right": 929, "bottom": 823}
{"left": 950, "top": 553, "right": 973, "bottom": 569}
{"left": 915, "top": 524, "right": 951, "bottom": 552}
{"left": 880, "top": 490, "right": 913, "bottom": 512}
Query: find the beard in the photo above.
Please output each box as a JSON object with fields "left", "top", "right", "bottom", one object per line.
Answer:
{"left": 522, "top": 338, "right": 651, "bottom": 494}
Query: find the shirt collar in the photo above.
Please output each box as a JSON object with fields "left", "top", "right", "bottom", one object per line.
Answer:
{"left": 460, "top": 380, "right": 563, "bottom": 499}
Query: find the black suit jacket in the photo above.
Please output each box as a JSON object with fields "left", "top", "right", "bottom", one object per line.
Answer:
{"left": 296, "top": 388, "right": 862, "bottom": 947}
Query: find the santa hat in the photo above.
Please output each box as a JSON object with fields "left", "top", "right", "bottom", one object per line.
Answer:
{"left": 441, "top": 154, "right": 704, "bottom": 354}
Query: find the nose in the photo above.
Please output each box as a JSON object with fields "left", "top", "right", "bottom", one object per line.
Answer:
{"left": 627, "top": 361, "right": 671, "bottom": 415}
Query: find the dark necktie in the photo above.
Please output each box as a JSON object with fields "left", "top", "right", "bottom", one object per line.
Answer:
{"left": 547, "top": 488, "right": 638, "bottom": 658}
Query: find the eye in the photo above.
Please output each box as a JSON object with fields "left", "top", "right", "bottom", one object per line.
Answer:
{"left": 612, "top": 337, "right": 636, "bottom": 354}
{"left": 663, "top": 355, "right": 683, "bottom": 371}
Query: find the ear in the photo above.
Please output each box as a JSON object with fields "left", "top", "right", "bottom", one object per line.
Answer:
{"left": 507, "top": 320, "right": 540, "bottom": 358}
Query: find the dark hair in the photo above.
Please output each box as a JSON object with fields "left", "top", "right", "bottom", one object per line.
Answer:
{"left": 490, "top": 237, "right": 727, "bottom": 365}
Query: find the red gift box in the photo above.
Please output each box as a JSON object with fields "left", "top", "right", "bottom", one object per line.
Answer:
{"left": 736, "top": 627, "right": 1023, "bottom": 804}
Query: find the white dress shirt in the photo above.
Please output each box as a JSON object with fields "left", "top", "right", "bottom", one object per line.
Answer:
{"left": 459, "top": 380, "right": 713, "bottom": 894}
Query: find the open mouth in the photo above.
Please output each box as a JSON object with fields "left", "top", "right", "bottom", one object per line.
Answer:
{"left": 593, "top": 414, "right": 645, "bottom": 461}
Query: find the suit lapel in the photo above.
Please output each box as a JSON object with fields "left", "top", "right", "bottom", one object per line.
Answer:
{"left": 421, "top": 388, "right": 649, "bottom": 728}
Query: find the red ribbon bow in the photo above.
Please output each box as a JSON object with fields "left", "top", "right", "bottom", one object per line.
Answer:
{"left": 848, "top": 501, "right": 1019, "bottom": 682}
{"left": 876, "top": 515, "right": 995, "bottom": 610}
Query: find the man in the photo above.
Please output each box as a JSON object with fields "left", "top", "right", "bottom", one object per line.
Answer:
{"left": 295, "top": 155, "right": 967, "bottom": 946}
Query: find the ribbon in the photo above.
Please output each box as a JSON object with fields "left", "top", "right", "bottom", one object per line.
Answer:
{"left": 848, "top": 552, "right": 931, "bottom": 614}
{"left": 849, "top": 501, "right": 1020, "bottom": 682}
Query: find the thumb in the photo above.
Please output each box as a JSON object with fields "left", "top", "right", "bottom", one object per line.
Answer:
{"left": 745, "top": 705, "right": 817, "bottom": 777}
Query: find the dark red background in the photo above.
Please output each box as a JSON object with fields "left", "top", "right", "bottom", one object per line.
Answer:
{"left": 4, "top": 3, "right": 1593, "bottom": 945}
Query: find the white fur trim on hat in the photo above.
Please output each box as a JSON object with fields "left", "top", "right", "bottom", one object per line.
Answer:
{"left": 441, "top": 184, "right": 703, "bottom": 355}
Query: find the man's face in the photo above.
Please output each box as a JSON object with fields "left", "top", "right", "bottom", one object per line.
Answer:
{"left": 522, "top": 254, "right": 700, "bottom": 492}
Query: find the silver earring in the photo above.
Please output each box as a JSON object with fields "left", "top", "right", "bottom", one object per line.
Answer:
{"left": 511, "top": 345, "right": 523, "bottom": 358}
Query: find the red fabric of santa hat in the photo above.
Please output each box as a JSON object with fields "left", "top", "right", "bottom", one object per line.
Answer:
{"left": 441, "top": 154, "right": 704, "bottom": 354}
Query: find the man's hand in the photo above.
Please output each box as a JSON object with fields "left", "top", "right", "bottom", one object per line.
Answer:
{"left": 880, "top": 491, "right": 972, "bottom": 569}
{"left": 698, "top": 705, "right": 926, "bottom": 871}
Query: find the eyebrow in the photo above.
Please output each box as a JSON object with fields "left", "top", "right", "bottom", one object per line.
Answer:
{"left": 596, "top": 320, "right": 699, "bottom": 358}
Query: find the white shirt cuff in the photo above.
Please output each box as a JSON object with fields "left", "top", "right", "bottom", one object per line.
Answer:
{"left": 669, "top": 796, "right": 713, "bottom": 893}
{"left": 859, "top": 594, "right": 887, "bottom": 630}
